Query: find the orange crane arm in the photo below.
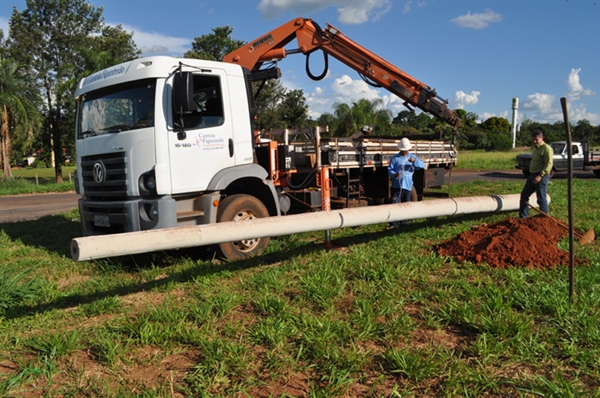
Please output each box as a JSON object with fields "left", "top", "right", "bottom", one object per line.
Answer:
{"left": 223, "top": 17, "right": 461, "bottom": 130}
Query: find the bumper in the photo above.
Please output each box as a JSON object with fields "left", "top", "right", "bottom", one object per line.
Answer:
{"left": 79, "top": 196, "right": 177, "bottom": 236}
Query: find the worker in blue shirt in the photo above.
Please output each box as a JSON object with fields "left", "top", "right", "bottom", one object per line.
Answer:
{"left": 387, "top": 138, "right": 425, "bottom": 229}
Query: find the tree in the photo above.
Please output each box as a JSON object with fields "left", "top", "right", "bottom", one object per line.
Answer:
{"left": 72, "top": 25, "right": 139, "bottom": 78}
{"left": 411, "top": 112, "right": 432, "bottom": 131}
{"left": 0, "top": 58, "right": 40, "bottom": 179}
{"left": 6, "top": 0, "right": 136, "bottom": 183}
{"left": 573, "top": 119, "right": 594, "bottom": 143}
{"left": 454, "top": 109, "right": 478, "bottom": 130}
{"left": 278, "top": 89, "right": 308, "bottom": 128}
{"left": 480, "top": 116, "right": 510, "bottom": 132}
{"left": 254, "top": 79, "right": 287, "bottom": 131}
{"left": 57, "top": 25, "right": 138, "bottom": 165}
{"left": 392, "top": 110, "right": 414, "bottom": 125}
{"left": 184, "top": 26, "right": 244, "bottom": 61}
{"left": 332, "top": 98, "right": 390, "bottom": 136}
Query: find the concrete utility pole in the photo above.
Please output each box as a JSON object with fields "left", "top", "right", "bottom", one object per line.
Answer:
{"left": 511, "top": 98, "right": 519, "bottom": 148}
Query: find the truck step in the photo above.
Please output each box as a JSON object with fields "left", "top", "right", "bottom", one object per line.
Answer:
{"left": 177, "top": 211, "right": 204, "bottom": 221}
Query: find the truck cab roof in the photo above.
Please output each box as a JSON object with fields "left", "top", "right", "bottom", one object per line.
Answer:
{"left": 76, "top": 56, "right": 245, "bottom": 98}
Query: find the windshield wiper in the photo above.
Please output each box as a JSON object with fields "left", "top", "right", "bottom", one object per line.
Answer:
{"left": 99, "top": 124, "right": 132, "bottom": 133}
{"left": 81, "top": 130, "right": 97, "bottom": 137}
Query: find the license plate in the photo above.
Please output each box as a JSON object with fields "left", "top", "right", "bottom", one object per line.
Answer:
{"left": 94, "top": 214, "right": 110, "bottom": 227}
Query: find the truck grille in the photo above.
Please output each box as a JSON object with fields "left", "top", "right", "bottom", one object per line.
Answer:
{"left": 81, "top": 152, "right": 128, "bottom": 201}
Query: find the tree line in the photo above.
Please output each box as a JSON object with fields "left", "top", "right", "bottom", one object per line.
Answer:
{"left": 1, "top": 0, "right": 598, "bottom": 181}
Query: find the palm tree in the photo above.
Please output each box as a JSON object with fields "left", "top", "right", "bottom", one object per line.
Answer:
{"left": 0, "top": 58, "right": 40, "bottom": 179}
{"left": 332, "top": 98, "right": 391, "bottom": 136}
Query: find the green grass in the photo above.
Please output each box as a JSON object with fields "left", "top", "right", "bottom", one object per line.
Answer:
{"left": 0, "top": 178, "right": 598, "bottom": 396}
{"left": 0, "top": 166, "right": 76, "bottom": 196}
{"left": 455, "top": 148, "right": 529, "bottom": 171}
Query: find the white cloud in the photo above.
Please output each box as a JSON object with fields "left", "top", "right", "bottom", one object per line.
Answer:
{"left": 402, "top": 0, "right": 427, "bottom": 14}
{"left": 306, "top": 86, "right": 330, "bottom": 119}
{"left": 119, "top": 23, "right": 191, "bottom": 57}
{"left": 258, "top": 0, "right": 343, "bottom": 20}
{"left": 478, "top": 110, "right": 512, "bottom": 123}
{"left": 522, "top": 93, "right": 555, "bottom": 114}
{"left": 516, "top": 71, "right": 599, "bottom": 124}
{"left": 304, "top": 74, "right": 383, "bottom": 118}
{"left": 454, "top": 90, "right": 481, "bottom": 109}
{"left": 257, "top": 0, "right": 392, "bottom": 24}
{"left": 567, "top": 68, "right": 596, "bottom": 101}
{"left": 451, "top": 9, "right": 502, "bottom": 29}
{"left": 331, "top": 74, "right": 381, "bottom": 100}
{"left": 479, "top": 112, "right": 495, "bottom": 121}
{"left": 521, "top": 93, "right": 572, "bottom": 123}
{"left": 567, "top": 104, "right": 600, "bottom": 125}
{"left": 337, "top": 0, "right": 392, "bottom": 24}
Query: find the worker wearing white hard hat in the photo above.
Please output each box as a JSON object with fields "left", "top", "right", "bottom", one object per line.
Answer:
{"left": 387, "top": 138, "right": 425, "bottom": 229}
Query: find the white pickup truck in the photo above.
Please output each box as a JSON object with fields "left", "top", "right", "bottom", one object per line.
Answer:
{"left": 515, "top": 141, "right": 600, "bottom": 177}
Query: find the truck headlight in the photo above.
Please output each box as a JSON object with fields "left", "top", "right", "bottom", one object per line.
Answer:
{"left": 145, "top": 203, "right": 158, "bottom": 220}
{"left": 145, "top": 175, "right": 156, "bottom": 190}
{"left": 138, "top": 171, "right": 157, "bottom": 197}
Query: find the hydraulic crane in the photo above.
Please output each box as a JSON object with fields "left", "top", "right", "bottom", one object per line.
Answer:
{"left": 223, "top": 17, "right": 461, "bottom": 131}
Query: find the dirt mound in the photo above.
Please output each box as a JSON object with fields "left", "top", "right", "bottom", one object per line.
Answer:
{"left": 433, "top": 215, "right": 588, "bottom": 269}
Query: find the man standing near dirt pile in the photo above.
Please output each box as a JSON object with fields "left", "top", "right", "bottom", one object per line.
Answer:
{"left": 519, "top": 129, "right": 553, "bottom": 218}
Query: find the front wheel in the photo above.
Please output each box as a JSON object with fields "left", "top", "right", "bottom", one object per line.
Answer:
{"left": 217, "top": 194, "right": 270, "bottom": 261}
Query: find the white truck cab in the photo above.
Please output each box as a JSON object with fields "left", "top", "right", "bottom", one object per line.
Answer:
{"left": 74, "top": 56, "right": 280, "bottom": 257}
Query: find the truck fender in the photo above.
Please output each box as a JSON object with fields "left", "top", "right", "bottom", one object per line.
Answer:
{"left": 206, "top": 164, "right": 281, "bottom": 222}
{"left": 207, "top": 164, "right": 268, "bottom": 191}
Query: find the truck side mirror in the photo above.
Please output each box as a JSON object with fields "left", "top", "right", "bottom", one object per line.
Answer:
{"left": 173, "top": 72, "right": 194, "bottom": 113}
{"left": 173, "top": 72, "right": 194, "bottom": 140}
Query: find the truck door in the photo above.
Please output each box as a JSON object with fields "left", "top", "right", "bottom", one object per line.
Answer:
{"left": 572, "top": 144, "right": 584, "bottom": 169}
{"left": 168, "top": 70, "right": 234, "bottom": 194}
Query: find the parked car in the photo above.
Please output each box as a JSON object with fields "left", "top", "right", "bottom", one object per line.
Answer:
{"left": 515, "top": 141, "right": 600, "bottom": 178}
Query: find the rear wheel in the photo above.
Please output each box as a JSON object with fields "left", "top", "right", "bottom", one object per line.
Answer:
{"left": 217, "top": 194, "right": 270, "bottom": 261}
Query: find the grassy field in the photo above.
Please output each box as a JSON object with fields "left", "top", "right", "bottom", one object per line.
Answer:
{"left": 0, "top": 166, "right": 76, "bottom": 196}
{"left": 455, "top": 149, "right": 529, "bottom": 171}
{"left": 1, "top": 174, "right": 599, "bottom": 396}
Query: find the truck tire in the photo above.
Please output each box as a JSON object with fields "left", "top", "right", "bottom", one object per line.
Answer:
{"left": 217, "top": 194, "right": 270, "bottom": 261}
{"left": 593, "top": 169, "right": 600, "bottom": 178}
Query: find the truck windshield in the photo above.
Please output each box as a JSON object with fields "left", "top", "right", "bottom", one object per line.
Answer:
{"left": 550, "top": 142, "right": 565, "bottom": 154}
{"left": 77, "top": 78, "right": 156, "bottom": 139}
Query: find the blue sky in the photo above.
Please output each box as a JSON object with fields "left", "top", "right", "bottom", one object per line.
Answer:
{"left": 1, "top": 0, "right": 599, "bottom": 126}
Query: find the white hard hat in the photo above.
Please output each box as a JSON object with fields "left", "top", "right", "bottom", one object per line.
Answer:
{"left": 398, "top": 137, "right": 412, "bottom": 151}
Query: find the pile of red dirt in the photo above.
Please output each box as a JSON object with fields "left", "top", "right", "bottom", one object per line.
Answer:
{"left": 433, "top": 215, "right": 588, "bottom": 269}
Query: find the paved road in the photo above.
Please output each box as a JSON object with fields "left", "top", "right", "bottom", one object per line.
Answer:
{"left": 450, "top": 169, "right": 598, "bottom": 183}
{"left": 0, "top": 192, "right": 80, "bottom": 223}
{"left": 1, "top": 170, "right": 596, "bottom": 224}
